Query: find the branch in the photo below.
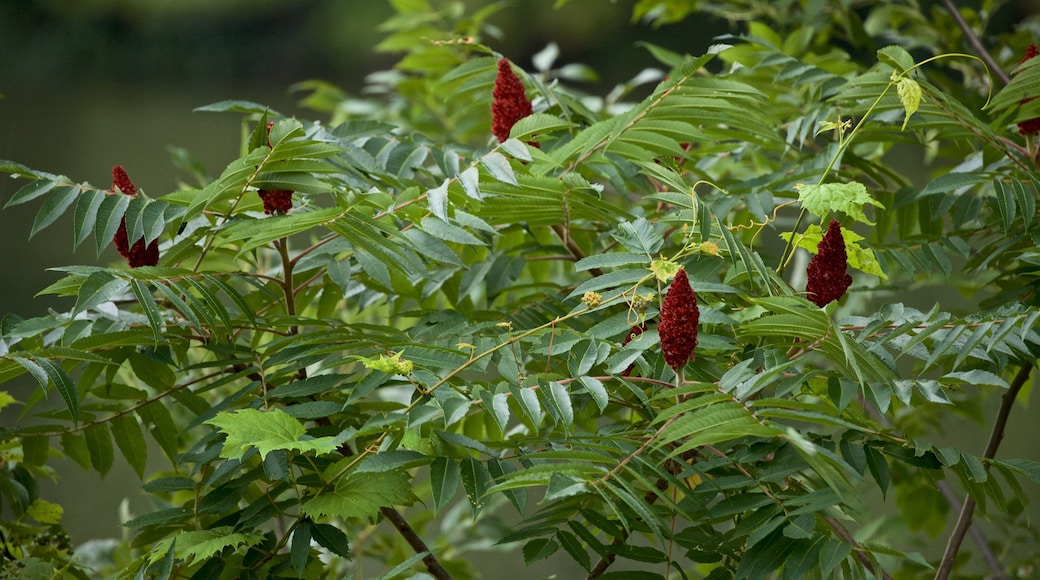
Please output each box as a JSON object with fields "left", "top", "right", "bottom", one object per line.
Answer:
{"left": 939, "top": 0, "right": 1010, "bottom": 86}
{"left": 380, "top": 507, "right": 455, "bottom": 580}
{"left": 859, "top": 398, "right": 1006, "bottom": 578}
{"left": 936, "top": 481, "right": 1008, "bottom": 580}
{"left": 825, "top": 517, "right": 894, "bottom": 580}
{"left": 935, "top": 363, "right": 1031, "bottom": 580}
{"left": 326, "top": 434, "right": 453, "bottom": 579}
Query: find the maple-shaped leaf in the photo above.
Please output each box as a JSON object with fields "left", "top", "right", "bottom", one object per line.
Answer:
{"left": 797, "top": 181, "right": 884, "bottom": 225}
{"left": 302, "top": 471, "right": 417, "bottom": 521}
{"left": 206, "top": 408, "right": 347, "bottom": 461}
{"left": 780, "top": 224, "right": 887, "bottom": 279}
{"left": 150, "top": 527, "right": 264, "bottom": 564}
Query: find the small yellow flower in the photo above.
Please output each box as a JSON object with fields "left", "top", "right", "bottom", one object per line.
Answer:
{"left": 582, "top": 291, "right": 603, "bottom": 307}
{"left": 699, "top": 241, "right": 720, "bottom": 256}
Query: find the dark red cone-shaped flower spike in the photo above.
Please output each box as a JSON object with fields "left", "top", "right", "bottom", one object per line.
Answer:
{"left": 658, "top": 268, "right": 699, "bottom": 372}
{"left": 258, "top": 189, "right": 294, "bottom": 214}
{"left": 1018, "top": 45, "right": 1040, "bottom": 135}
{"left": 127, "top": 237, "right": 160, "bottom": 268}
{"left": 491, "top": 58, "right": 533, "bottom": 143}
{"left": 109, "top": 166, "right": 157, "bottom": 266}
{"left": 806, "top": 219, "right": 853, "bottom": 307}
{"left": 256, "top": 121, "right": 294, "bottom": 214}
{"left": 111, "top": 165, "right": 139, "bottom": 258}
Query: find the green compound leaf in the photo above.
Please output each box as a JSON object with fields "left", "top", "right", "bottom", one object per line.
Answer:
{"left": 780, "top": 224, "right": 887, "bottom": 279}
{"left": 797, "top": 181, "right": 884, "bottom": 225}
{"left": 206, "top": 408, "right": 347, "bottom": 460}
{"left": 892, "top": 74, "right": 922, "bottom": 130}
{"left": 302, "top": 470, "right": 416, "bottom": 520}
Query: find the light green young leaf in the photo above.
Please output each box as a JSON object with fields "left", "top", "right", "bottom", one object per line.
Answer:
{"left": 149, "top": 527, "right": 264, "bottom": 564}
{"left": 893, "top": 75, "right": 922, "bottom": 130}
{"left": 779, "top": 223, "right": 887, "bottom": 279}
{"left": 26, "top": 499, "right": 63, "bottom": 525}
{"left": 797, "top": 181, "right": 883, "bottom": 224}
{"left": 206, "top": 408, "right": 346, "bottom": 460}
{"left": 302, "top": 470, "right": 416, "bottom": 520}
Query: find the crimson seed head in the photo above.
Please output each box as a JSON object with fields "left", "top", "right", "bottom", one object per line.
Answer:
{"left": 806, "top": 219, "right": 853, "bottom": 307}
{"left": 258, "top": 189, "right": 293, "bottom": 214}
{"left": 127, "top": 238, "right": 160, "bottom": 268}
{"left": 1018, "top": 45, "right": 1040, "bottom": 135}
{"left": 110, "top": 166, "right": 139, "bottom": 259}
{"left": 109, "top": 166, "right": 159, "bottom": 267}
{"left": 658, "top": 268, "right": 699, "bottom": 372}
{"left": 111, "top": 165, "right": 138, "bottom": 196}
{"left": 113, "top": 221, "right": 131, "bottom": 258}
{"left": 491, "top": 58, "right": 533, "bottom": 143}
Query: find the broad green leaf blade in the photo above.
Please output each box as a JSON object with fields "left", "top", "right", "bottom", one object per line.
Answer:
{"left": 110, "top": 413, "right": 149, "bottom": 479}
{"left": 94, "top": 192, "right": 131, "bottom": 256}
{"left": 74, "top": 271, "right": 128, "bottom": 316}
{"left": 129, "top": 279, "right": 163, "bottom": 344}
{"left": 302, "top": 471, "right": 416, "bottom": 520}
{"left": 480, "top": 151, "right": 517, "bottom": 185}
{"left": 84, "top": 422, "right": 115, "bottom": 477}
{"left": 430, "top": 457, "right": 460, "bottom": 515}
{"left": 5, "top": 178, "right": 59, "bottom": 208}
{"left": 427, "top": 178, "right": 449, "bottom": 221}
{"left": 460, "top": 458, "right": 492, "bottom": 516}
{"left": 291, "top": 519, "right": 312, "bottom": 575}
{"left": 30, "top": 185, "right": 80, "bottom": 238}
{"left": 35, "top": 357, "right": 78, "bottom": 425}
{"left": 578, "top": 375, "right": 609, "bottom": 412}
{"left": 312, "top": 523, "right": 351, "bottom": 559}
{"left": 74, "top": 188, "right": 107, "bottom": 249}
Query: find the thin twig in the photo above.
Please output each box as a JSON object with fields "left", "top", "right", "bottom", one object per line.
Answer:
{"left": 939, "top": 0, "right": 1011, "bottom": 86}
{"left": 936, "top": 481, "right": 1008, "bottom": 579}
{"left": 859, "top": 396, "right": 1007, "bottom": 578}
{"left": 380, "top": 507, "right": 454, "bottom": 580}
{"left": 935, "top": 363, "right": 1031, "bottom": 580}
{"left": 825, "top": 517, "right": 894, "bottom": 580}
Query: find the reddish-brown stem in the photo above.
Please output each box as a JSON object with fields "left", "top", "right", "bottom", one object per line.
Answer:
{"left": 938, "top": 0, "right": 1010, "bottom": 86}
{"left": 935, "top": 363, "right": 1031, "bottom": 579}
{"left": 380, "top": 507, "right": 454, "bottom": 580}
